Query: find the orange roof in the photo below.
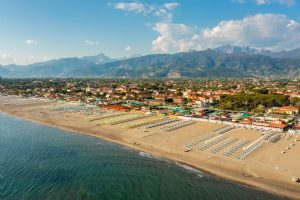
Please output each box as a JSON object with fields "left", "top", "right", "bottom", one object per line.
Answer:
{"left": 272, "top": 119, "right": 285, "bottom": 124}
{"left": 269, "top": 123, "right": 288, "bottom": 129}
{"left": 279, "top": 106, "right": 299, "bottom": 111}
{"left": 241, "top": 117, "right": 253, "bottom": 124}
{"left": 154, "top": 95, "right": 165, "bottom": 100}
{"left": 102, "top": 105, "right": 129, "bottom": 111}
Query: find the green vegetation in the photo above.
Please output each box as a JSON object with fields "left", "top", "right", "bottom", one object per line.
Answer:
{"left": 291, "top": 97, "right": 300, "bottom": 109}
{"left": 217, "top": 92, "right": 289, "bottom": 112}
{"left": 1, "top": 78, "right": 298, "bottom": 116}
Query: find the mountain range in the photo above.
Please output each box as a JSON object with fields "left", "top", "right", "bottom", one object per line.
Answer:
{"left": 214, "top": 45, "right": 300, "bottom": 59}
{"left": 0, "top": 45, "right": 299, "bottom": 78}
{"left": 81, "top": 53, "right": 118, "bottom": 64}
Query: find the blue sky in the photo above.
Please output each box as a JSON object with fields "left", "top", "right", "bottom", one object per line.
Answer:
{"left": 0, "top": 0, "right": 299, "bottom": 65}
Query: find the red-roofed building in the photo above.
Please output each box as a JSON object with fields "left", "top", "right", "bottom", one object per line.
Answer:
{"left": 269, "top": 120, "right": 288, "bottom": 129}
{"left": 240, "top": 117, "right": 253, "bottom": 124}
{"left": 154, "top": 95, "right": 166, "bottom": 100}
{"left": 274, "top": 106, "right": 299, "bottom": 115}
{"left": 295, "top": 123, "right": 300, "bottom": 130}
{"left": 102, "top": 105, "right": 130, "bottom": 111}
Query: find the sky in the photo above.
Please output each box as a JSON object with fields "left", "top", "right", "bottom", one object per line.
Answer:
{"left": 0, "top": 0, "right": 300, "bottom": 65}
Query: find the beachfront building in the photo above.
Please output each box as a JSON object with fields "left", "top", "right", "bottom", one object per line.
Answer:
{"left": 240, "top": 117, "right": 253, "bottom": 124}
{"left": 147, "top": 99, "right": 165, "bottom": 106}
{"left": 294, "top": 123, "right": 300, "bottom": 134}
{"left": 269, "top": 119, "right": 289, "bottom": 130}
{"left": 271, "top": 106, "right": 299, "bottom": 115}
{"left": 102, "top": 105, "right": 130, "bottom": 112}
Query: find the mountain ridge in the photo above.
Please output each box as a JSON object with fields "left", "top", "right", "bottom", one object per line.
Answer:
{"left": 214, "top": 45, "right": 300, "bottom": 59}
{"left": 1, "top": 47, "right": 299, "bottom": 78}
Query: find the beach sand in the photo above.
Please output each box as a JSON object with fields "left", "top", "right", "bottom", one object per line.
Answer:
{"left": 1, "top": 102, "right": 300, "bottom": 200}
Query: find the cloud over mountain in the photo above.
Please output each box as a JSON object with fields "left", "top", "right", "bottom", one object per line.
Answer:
{"left": 0, "top": 53, "right": 14, "bottom": 65}
{"left": 110, "top": 2, "right": 300, "bottom": 53}
{"left": 152, "top": 14, "right": 300, "bottom": 52}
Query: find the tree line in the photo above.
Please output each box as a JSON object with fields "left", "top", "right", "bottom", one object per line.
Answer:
{"left": 217, "top": 92, "right": 291, "bottom": 112}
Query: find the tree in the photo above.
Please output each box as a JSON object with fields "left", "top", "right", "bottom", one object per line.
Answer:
{"left": 217, "top": 92, "right": 289, "bottom": 112}
{"left": 256, "top": 104, "right": 265, "bottom": 113}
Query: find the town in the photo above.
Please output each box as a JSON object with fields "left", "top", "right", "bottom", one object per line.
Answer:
{"left": 0, "top": 78, "right": 299, "bottom": 133}
{"left": 1, "top": 78, "right": 300, "bottom": 198}
{"left": 2, "top": 0, "right": 300, "bottom": 199}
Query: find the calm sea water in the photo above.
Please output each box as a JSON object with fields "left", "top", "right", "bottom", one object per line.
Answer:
{"left": 0, "top": 113, "right": 286, "bottom": 200}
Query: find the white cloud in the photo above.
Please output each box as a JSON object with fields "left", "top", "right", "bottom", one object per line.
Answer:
{"left": 163, "top": 3, "right": 180, "bottom": 10}
{"left": 111, "top": 2, "right": 180, "bottom": 22}
{"left": 84, "top": 40, "right": 99, "bottom": 45}
{"left": 15, "top": 56, "right": 51, "bottom": 65}
{"left": 151, "top": 14, "right": 300, "bottom": 52}
{"left": 0, "top": 53, "right": 14, "bottom": 65}
{"left": 0, "top": 53, "right": 51, "bottom": 65}
{"left": 255, "top": 0, "right": 271, "bottom": 5}
{"left": 24, "top": 39, "right": 38, "bottom": 45}
{"left": 258, "top": 0, "right": 296, "bottom": 6}
{"left": 152, "top": 22, "right": 198, "bottom": 52}
{"left": 125, "top": 46, "right": 132, "bottom": 52}
{"left": 112, "top": 2, "right": 146, "bottom": 13}
{"left": 237, "top": 0, "right": 296, "bottom": 6}
{"left": 153, "top": 8, "right": 173, "bottom": 22}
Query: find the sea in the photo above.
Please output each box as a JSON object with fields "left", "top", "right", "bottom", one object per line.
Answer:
{"left": 0, "top": 113, "right": 286, "bottom": 200}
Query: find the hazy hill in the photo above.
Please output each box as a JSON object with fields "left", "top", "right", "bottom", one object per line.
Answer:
{"left": 81, "top": 53, "right": 117, "bottom": 64}
{"left": 1, "top": 48, "right": 299, "bottom": 78}
{"left": 214, "top": 45, "right": 300, "bottom": 59}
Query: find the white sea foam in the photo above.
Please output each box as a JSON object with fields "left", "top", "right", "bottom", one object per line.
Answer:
{"left": 138, "top": 152, "right": 163, "bottom": 161}
{"left": 175, "top": 162, "right": 204, "bottom": 177}
{"left": 139, "top": 152, "right": 204, "bottom": 177}
{"left": 138, "top": 152, "right": 174, "bottom": 164}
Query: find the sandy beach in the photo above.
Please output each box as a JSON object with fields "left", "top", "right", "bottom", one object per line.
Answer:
{"left": 1, "top": 102, "right": 300, "bottom": 200}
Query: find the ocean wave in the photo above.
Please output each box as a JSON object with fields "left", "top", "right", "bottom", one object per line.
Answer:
{"left": 175, "top": 162, "right": 204, "bottom": 177}
{"left": 138, "top": 152, "right": 204, "bottom": 177}
{"left": 138, "top": 152, "right": 165, "bottom": 162}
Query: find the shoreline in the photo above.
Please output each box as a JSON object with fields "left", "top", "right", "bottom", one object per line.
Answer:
{"left": 1, "top": 105, "right": 299, "bottom": 200}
